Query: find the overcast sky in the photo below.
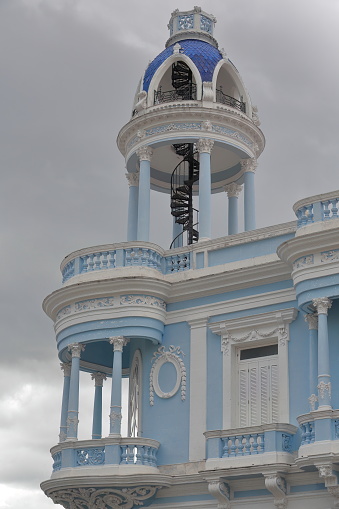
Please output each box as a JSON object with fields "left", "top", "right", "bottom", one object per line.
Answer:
{"left": 1, "top": 0, "right": 339, "bottom": 507}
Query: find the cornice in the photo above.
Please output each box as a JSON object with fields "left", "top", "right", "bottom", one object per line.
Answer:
{"left": 293, "top": 190, "right": 339, "bottom": 213}
{"left": 277, "top": 227, "right": 339, "bottom": 265}
{"left": 117, "top": 104, "right": 265, "bottom": 160}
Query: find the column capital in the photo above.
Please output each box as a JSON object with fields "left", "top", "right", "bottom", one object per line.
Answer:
{"left": 196, "top": 138, "right": 214, "bottom": 154}
{"left": 60, "top": 362, "right": 71, "bottom": 377}
{"left": 224, "top": 182, "right": 243, "bottom": 198}
{"left": 241, "top": 158, "right": 257, "bottom": 173}
{"left": 68, "top": 343, "right": 85, "bottom": 358}
{"left": 136, "top": 145, "right": 153, "bottom": 162}
{"left": 91, "top": 372, "right": 107, "bottom": 387}
{"left": 109, "top": 336, "right": 129, "bottom": 352}
{"left": 304, "top": 313, "right": 318, "bottom": 330}
{"left": 125, "top": 172, "right": 139, "bottom": 186}
{"left": 312, "top": 297, "right": 332, "bottom": 315}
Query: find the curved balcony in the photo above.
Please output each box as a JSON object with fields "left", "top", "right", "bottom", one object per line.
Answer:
{"left": 293, "top": 190, "right": 339, "bottom": 228}
{"left": 51, "top": 437, "right": 160, "bottom": 476}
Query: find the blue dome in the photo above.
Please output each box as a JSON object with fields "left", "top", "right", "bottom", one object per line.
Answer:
{"left": 143, "top": 39, "right": 223, "bottom": 92}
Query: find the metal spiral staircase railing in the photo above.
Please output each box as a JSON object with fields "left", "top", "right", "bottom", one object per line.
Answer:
{"left": 170, "top": 143, "right": 199, "bottom": 248}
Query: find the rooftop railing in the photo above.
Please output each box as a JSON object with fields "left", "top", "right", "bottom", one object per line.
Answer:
{"left": 293, "top": 190, "right": 339, "bottom": 228}
{"left": 154, "top": 83, "right": 197, "bottom": 104}
{"left": 215, "top": 87, "right": 246, "bottom": 113}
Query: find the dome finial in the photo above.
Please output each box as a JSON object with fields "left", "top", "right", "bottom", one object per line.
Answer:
{"left": 166, "top": 7, "right": 218, "bottom": 48}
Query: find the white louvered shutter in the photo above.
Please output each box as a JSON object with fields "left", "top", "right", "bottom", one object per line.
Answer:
{"left": 238, "top": 355, "right": 278, "bottom": 427}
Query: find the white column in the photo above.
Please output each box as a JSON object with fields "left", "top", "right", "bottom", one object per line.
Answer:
{"left": 197, "top": 139, "right": 214, "bottom": 241}
{"left": 109, "top": 336, "right": 129, "bottom": 436}
{"left": 241, "top": 158, "right": 257, "bottom": 231}
{"left": 126, "top": 172, "right": 139, "bottom": 241}
{"left": 224, "top": 183, "right": 243, "bottom": 235}
{"left": 188, "top": 318, "right": 208, "bottom": 461}
{"left": 91, "top": 372, "right": 107, "bottom": 440}
{"left": 59, "top": 363, "right": 71, "bottom": 442}
{"left": 66, "top": 343, "right": 85, "bottom": 441}
{"left": 313, "top": 297, "right": 332, "bottom": 409}
{"left": 136, "top": 146, "right": 153, "bottom": 242}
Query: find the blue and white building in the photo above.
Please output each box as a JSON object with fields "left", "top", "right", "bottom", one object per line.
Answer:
{"left": 41, "top": 7, "right": 339, "bottom": 509}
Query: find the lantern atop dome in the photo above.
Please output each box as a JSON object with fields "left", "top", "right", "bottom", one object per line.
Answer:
{"left": 166, "top": 6, "right": 218, "bottom": 48}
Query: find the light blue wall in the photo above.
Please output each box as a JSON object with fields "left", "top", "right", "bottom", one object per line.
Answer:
{"left": 140, "top": 322, "right": 191, "bottom": 465}
{"left": 168, "top": 280, "right": 293, "bottom": 313}
{"left": 208, "top": 233, "right": 294, "bottom": 267}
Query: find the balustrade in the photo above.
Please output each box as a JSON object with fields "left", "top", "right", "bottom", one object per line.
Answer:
{"left": 294, "top": 191, "right": 339, "bottom": 228}
{"left": 222, "top": 433, "right": 264, "bottom": 457}
{"left": 300, "top": 421, "right": 315, "bottom": 445}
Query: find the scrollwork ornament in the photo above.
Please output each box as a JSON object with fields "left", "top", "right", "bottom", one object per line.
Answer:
{"left": 308, "top": 393, "right": 318, "bottom": 411}
{"left": 109, "top": 336, "right": 129, "bottom": 352}
{"left": 312, "top": 297, "right": 332, "bottom": 315}
{"left": 136, "top": 145, "right": 153, "bottom": 162}
{"left": 317, "top": 381, "right": 331, "bottom": 399}
{"left": 48, "top": 485, "right": 160, "bottom": 509}
{"left": 221, "top": 326, "right": 287, "bottom": 354}
{"left": 240, "top": 158, "right": 257, "bottom": 173}
{"left": 91, "top": 372, "right": 107, "bottom": 387}
{"left": 196, "top": 138, "right": 214, "bottom": 154}
{"left": 264, "top": 475, "right": 287, "bottom": 509}
{"left": 304, "top": 313, "right": 318, "bottom": 330}
{"left": 110, "top": 410, "right": 122, "bottom": 427}
{"left": 60, "top": 362, "right": 71, "bottom": 377}
{"left": 224, "top": 182, "right": 243, "bottom": 198}
{"left": 68, "top": 343, "right": 85, "bottom": 358}
{"left": 125, "top": 172, "right": 139, "bottom": 187}
{"left": 208, "top": 481, "right": 230, "bottom": 509}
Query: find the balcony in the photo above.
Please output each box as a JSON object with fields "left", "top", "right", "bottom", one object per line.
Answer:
{"left": 205, "top": 423, "right": 298, "bottom": 470}
{"left": 293, "top": 190, "right": 339, "bottom": 228}
{"left": 50, "top": 437, "right": 160, "bottom": 477}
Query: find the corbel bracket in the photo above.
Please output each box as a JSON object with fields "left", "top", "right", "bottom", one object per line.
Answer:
{"left": 264, "top": 474, "right": 288, "bottom": 509}
{"left": 316, "top": 463, "right": 339, "bottom": 507}
{"left": 207, "top": 480, "right": 231, "bottom": 509}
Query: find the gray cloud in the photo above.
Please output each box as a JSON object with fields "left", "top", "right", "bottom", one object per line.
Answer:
{"left": 1, "top": 0, "right": 338, "bottom": 507}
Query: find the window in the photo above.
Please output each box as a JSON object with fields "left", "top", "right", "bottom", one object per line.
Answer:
{"left": 128, "top": 350, "right": 142, "bottom": 438}
{"left": 238, "top": 346, "right": 278, "bottom": 427}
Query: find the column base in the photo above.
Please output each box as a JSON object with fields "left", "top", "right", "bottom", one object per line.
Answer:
{"left": 198, "top": 237, "right": 210, "bottom": 242}
{"left": 108, "top": 433, "right": 121, "bottom": 438}
{"left": 317, "top": 405, "right": 332, "bottom": 411}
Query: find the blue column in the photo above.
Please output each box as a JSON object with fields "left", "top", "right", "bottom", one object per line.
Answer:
{"left": 312, "top": 298, "right": 332, "bottom": 409}
{"left": 59, "top": 363, "right": 71, "bottom": 442}
{"left": 172, "top": 217, "right": 183, "bottom": 248}
{"left": 241, "top": 159, "right": 257, "bottom": 231}
{"left": 126, "top": 172, "right": 139, "bottom": 241}
{"left": 136, "top": 146, "right": 152, "bottom": 241}
{"left": 91, "top": 372, "right": 106, "bottom": 440}
{"left": 224, "top": 183, "right": 243, "bottom": 235}
{"left": 305, "top": 314, "right": 318, "bottom": 411}
{"left": 66, "top": 343, "right": 85, "bottom": 441}
{"left": 197, "top": 139, "right": 214, "bottom": 240}
{"left": 109, "top": 336, "right": 129, "bottom": 436}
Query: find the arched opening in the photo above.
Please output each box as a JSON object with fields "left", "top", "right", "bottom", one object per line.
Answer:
{"left": 215, "top": 64, "right": 246, "bottom": 113}
{"left": 154, "top": 60, "right": 197, "bottom": 105}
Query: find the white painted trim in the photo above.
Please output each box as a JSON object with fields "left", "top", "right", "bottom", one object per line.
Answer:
{"left": 147, "top": 53, "right": 203, "bottom": 106}
{"left": 189, "top": 320, "right": 208, "bottom": 461}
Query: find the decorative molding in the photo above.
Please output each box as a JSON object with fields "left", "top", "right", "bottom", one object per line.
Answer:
{"left": 56, "top": 306, "right": 71, "bottom": 321}
{"left": 282, "top": 433, "right": 293, "bottom": 453}
{"left": 207, "top": 481, "right": 230, "bottom": 509}
{"left": 120, "top": 294, "right": 166, "bottom": 309}
{"left": 76, "top": 448, "right": 105, "bottom": 466}
{"left": 321, "top": 249, "right": 339, "bottom": 263}
{"left": 293, "top": 254, "right": 314, "bottom": 270}
{"left": 109, "top": 410, "right": 122, "bottom": 428}
{"left": 91, "top": 372, "right": 107, "bottom": 387}
{"left": 317, "top": 381, "right": 331, "bottom": 399}
{"left": 252, "top": 105, "right": 261, "bottom": 126}
{"left": 66, "top": 416, "right": 79, "bottom": 433}
{"left": 202, "top": 82, "right": 214, "bottom": 102}
{"left": 58, "top": 430, "right": 67, "bottom": 443}
{"left": 316, "top": 463, "right": 339, "bottom": 506}
{"left": 68, "top": 343, "right": 85, "bottom": 358}
{"left": 125, "top": 172, "right": 139, "bottom": 186}
{"left": 308, "top": 393, "right": 318, "bottom": 411}
{"left": 240, "top": 157, "right": 257, "bottom": 173}
{"left": 150, "top": 346, "right": 186, "bottom": 405}
{"left": 224, "top": 182, "right": 243, "bottom": 198}
{"left": 109, "top": 336, "right": 129, "bottom": 352}
{"left": 48, "top": 486, "right": 160, "bottom": 509}
{"left": 304, "top": 313, "right": 318, "bottom": 330}
{"left": 75, "top": 297, "right": 115, "bottom": 312}
{"left": 136, "top": 145, "right": 153, "bottom": 162}
{"left": 312, "top": 297, "right": 332, "bottom": 315}
{"left": 60, "top": 362, "right": 71, "bottom": 377}
{"left": 264, "top": 474, "right": 287, "bottom": 509}
{"left": 220, "top": 326, "right": 288, "bottom": 355}
{"left": 196, "top": 138, "right": 214, "bottom": 154}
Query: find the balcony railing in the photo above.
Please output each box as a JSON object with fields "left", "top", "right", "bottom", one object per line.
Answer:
{"left": 51, "top": 437, "right": 160, "bottom": 473}
{"left": 216, "top": 87, "right": 246, "bottom": 113}
{"left": 293, "top": 190, "right": 339, "bottom": 228}
{"left": 154, "top": 83, "right": 197, "bottom": 104}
